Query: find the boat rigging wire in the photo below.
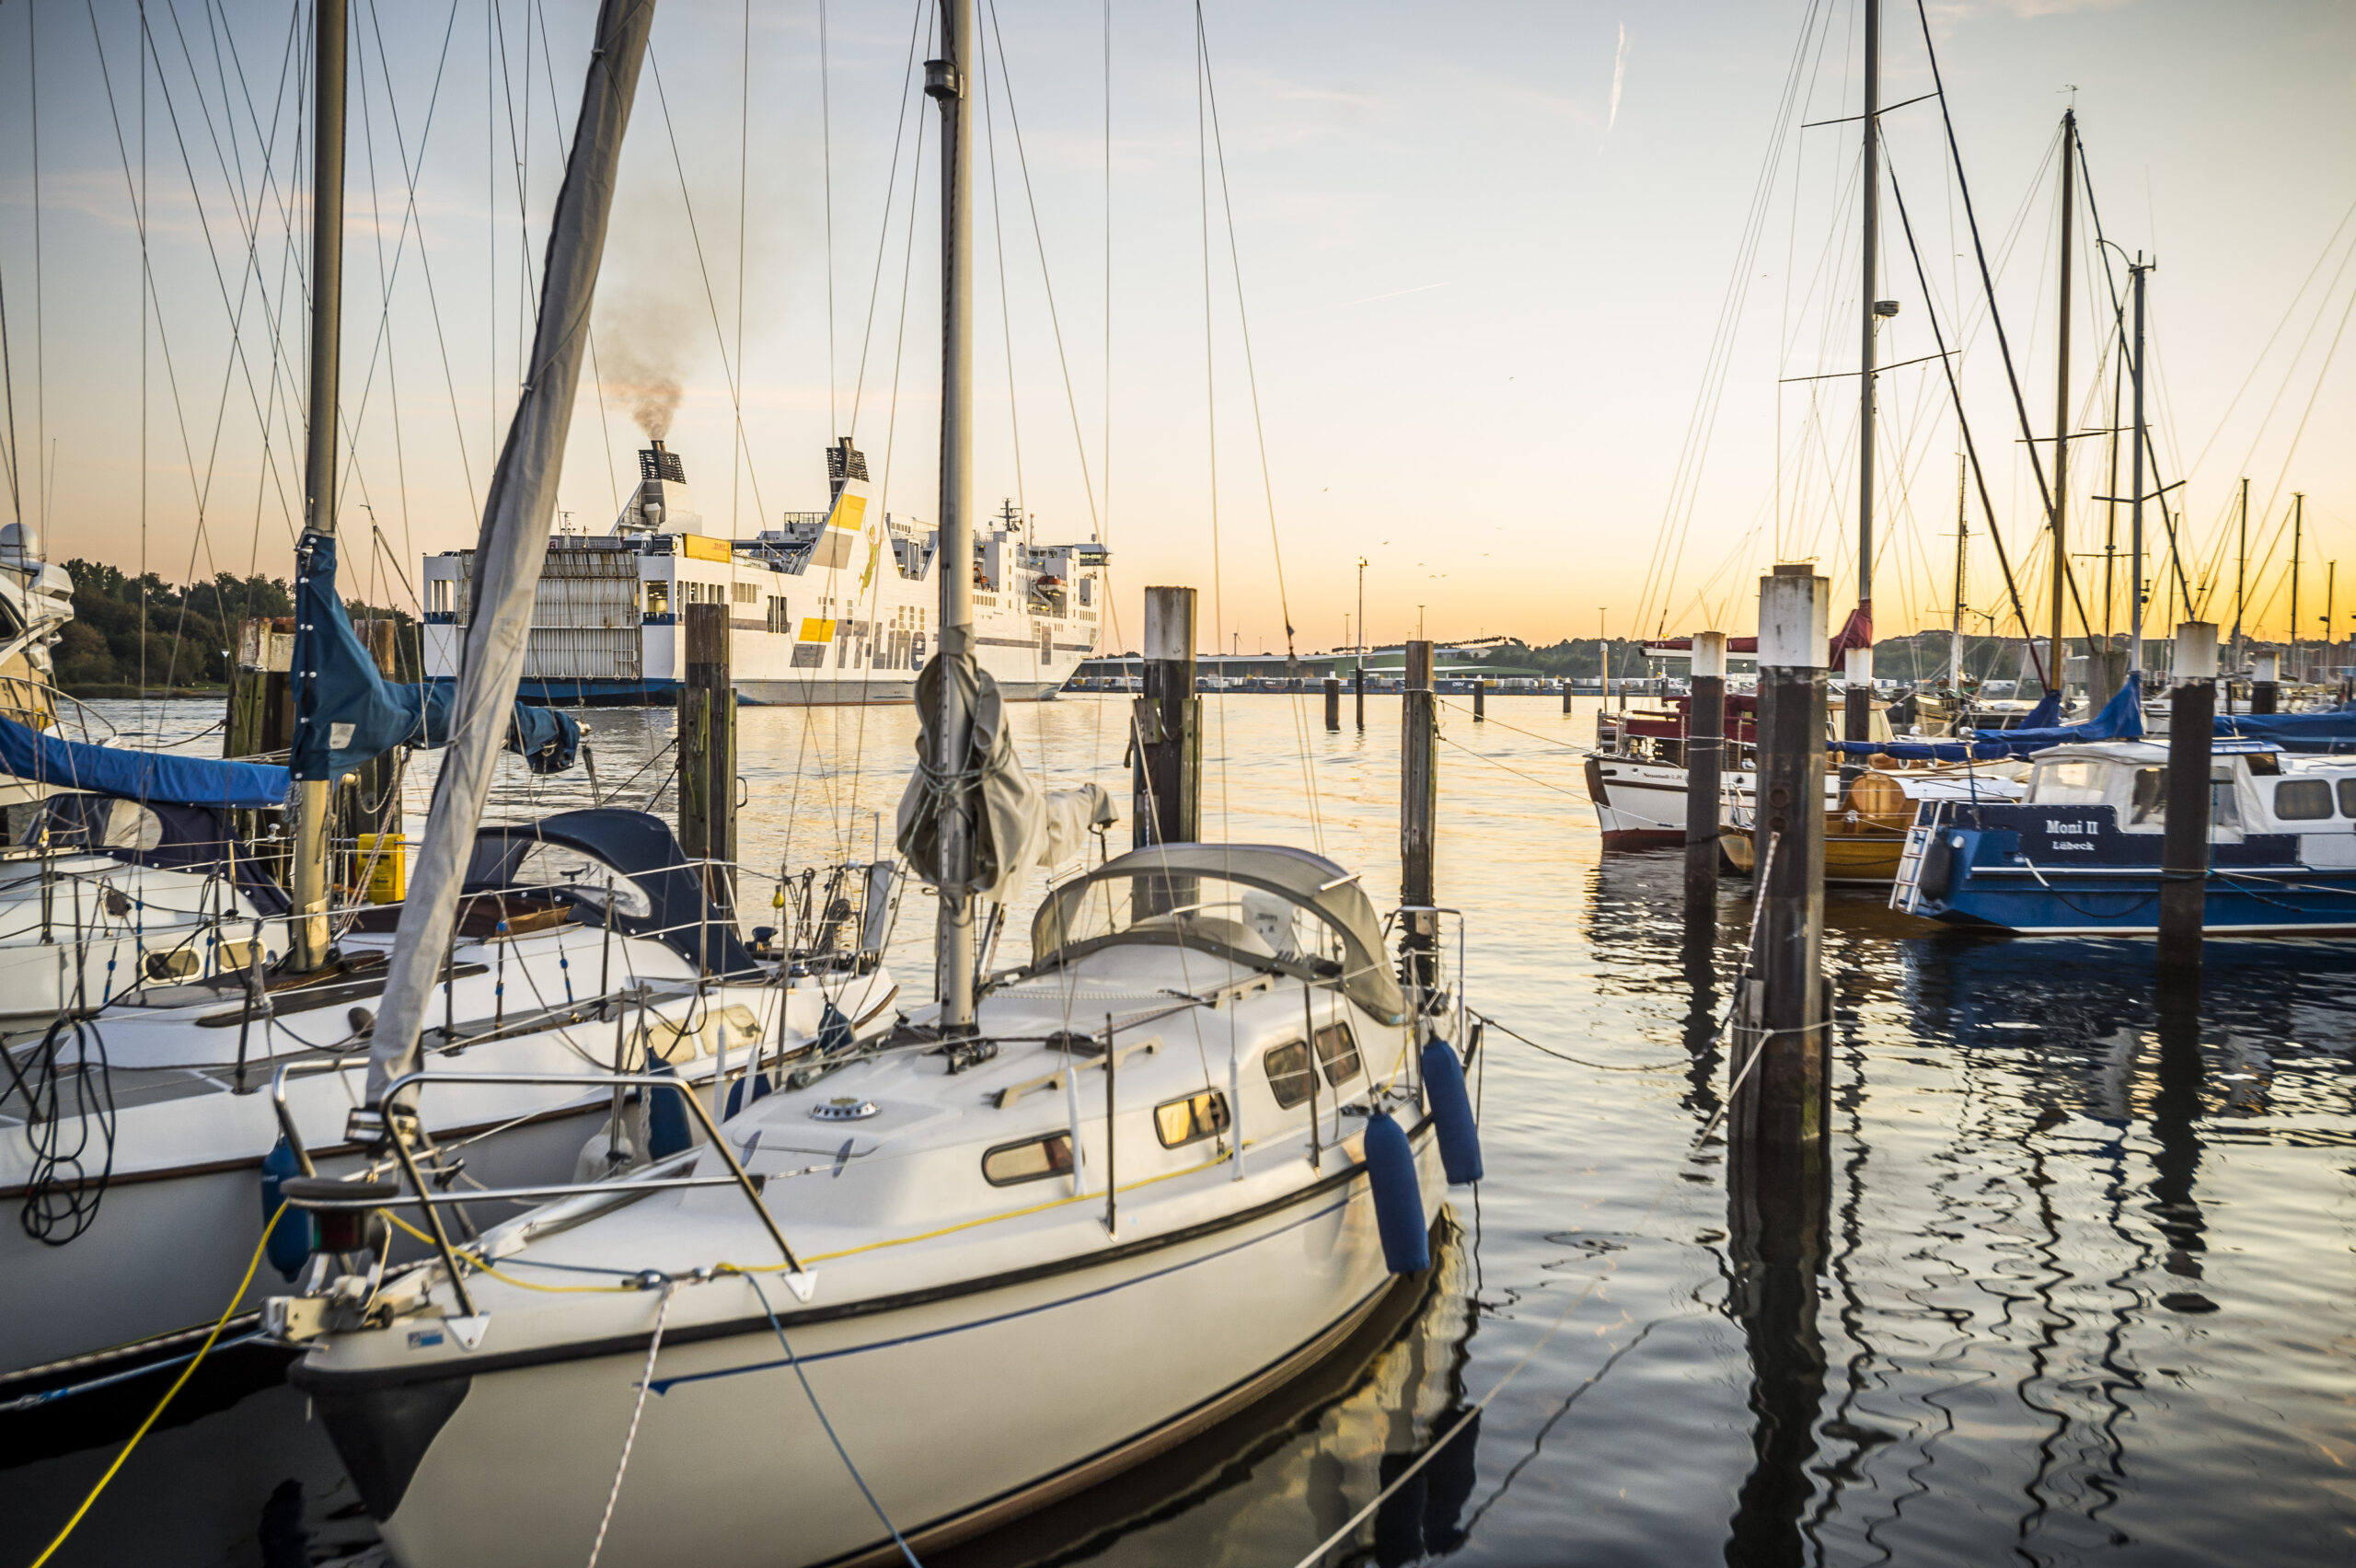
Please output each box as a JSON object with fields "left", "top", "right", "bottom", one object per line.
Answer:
{"left": 745, "top": 1274, "right": 928, "bottom": 1567}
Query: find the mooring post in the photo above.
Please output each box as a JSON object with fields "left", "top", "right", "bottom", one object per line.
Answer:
{"left": 679, "top": 602, "right": 738, "bottom": 926}
{"left": 225, "top": 616, "right": 296, "bottom": 882}
{"left": 1323, "top": 674, "right": 1341, "bottom": 732}
{"left": 1684, "top": 630, "right": 1727, "bottom": 913}
{"left": 2251, "top": 649, "right": 2279, "bottom": 716}
{"left": 1839, "top": 646, "right": 1871, "bottom": 790}
{"left": 1562, "top": 679, "right": 1574, "bottom": 714}
{"left": 1472, "top": 679, "right": 1486, "bottom": 722}
{"left": 2157, "top": 620, "right": 2216, "bottom": 971}
{"left": 1354, "top": 663, "right": 1366, "bottom": 731}
{"left": 1735, "top": 568, "right": 1828, "bottom": 1154}
{"left": 341, "top": 617, "right": 404, "bottom": 896}
{"left": 1400, "top": 640, "right": 1439, "bottom": 1014}
{"left": 1134, "top": 587, "right": 1201, "bottom": 848}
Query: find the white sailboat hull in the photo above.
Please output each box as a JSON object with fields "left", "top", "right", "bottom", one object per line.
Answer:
{"left": 325, "top": 1136, "right": 1443, "bottom": 1568}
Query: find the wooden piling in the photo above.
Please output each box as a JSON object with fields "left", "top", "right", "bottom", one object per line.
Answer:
{"left": 225, "top": 617, "right": 297, "bottom": 883}
{"left": 1400, "top": 640, "right": 1438, "bottom": 1004}
{"left": 338, "top": 617, "right": 404, "bottom": 897}
{"left": 1322, "top": 675, "right": 1341, "bottom": 732}
{"left": 1472, "top": 680, "right": 1486, "bottom": 722}
{"left": 1134, "top": 588, "right": 1201, "bottom": 849}
{"left": 1733, "top": 568, "right": 1828, "bottom": 1155}
{"left": 1562, "top": 678, "right": 1574, "bottom": 714}
{"left": 678, "top": 603, "right": 738, "bottom": 921}
{"left": 1684, "top": 630, "right": 1727, "bottom": 912}
{"left": 1354, "top": 664, "right": 1365, "bottom": 731}
{"left": 2251, "top": 649, "right": 2279, "bottom": 716}
{"left": 2158, "top": 621, "right": 2216, "bottom": 970}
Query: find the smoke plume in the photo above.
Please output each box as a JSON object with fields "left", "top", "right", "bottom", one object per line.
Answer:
{"left": 594, "top": 280, "right": 698, "bottom": 439}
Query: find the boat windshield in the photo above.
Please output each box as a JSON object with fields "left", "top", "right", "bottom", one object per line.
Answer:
{"left": 1034, "top": 870, "right": 1346, "bottom": 972}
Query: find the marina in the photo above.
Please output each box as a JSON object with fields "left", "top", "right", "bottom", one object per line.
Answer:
{"left": 2, "top": 0, "right": 2353, "bottom": 1562}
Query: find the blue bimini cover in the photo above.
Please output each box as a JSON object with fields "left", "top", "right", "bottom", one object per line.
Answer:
{"left": 2216, "top": 707, "right": 2356, "bottom": 754}
{"left": 0, "top": 716, "right": 289, "bottom": 808}
{"left": 290, "top": 533, "right": 580, "bottom": 781}
{"left": 1830, "top": 674, "right": 2143, "bottom": 762}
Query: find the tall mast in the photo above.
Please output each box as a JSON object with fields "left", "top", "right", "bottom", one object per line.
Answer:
{"left": 290, "top": 0, "right": 348, "bottom": 973}
{"left": 1848, "top": 0, "right": 1879, "bottom": 744}
{"left": 1951, "top": 451, "right": 1968, "bottom": 689}
{"left": 2234, "top": 476, "right": 2248, "bottom": 668}
{"left": 928, "top": 0, "right": 978, "bottom": 1030}
{"left": 2127, "top": 256, "right": 2147, "bottom": 676}
{"left": 2292, "top": 491, "right": 2305, "bottom": 681}
{"left": 2048, "top": 106, "right": 2075, "bottom": 699}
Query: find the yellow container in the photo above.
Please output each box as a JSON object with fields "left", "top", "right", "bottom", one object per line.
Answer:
{"left": 356, "top": 833, "right": 408, "bottom": 904}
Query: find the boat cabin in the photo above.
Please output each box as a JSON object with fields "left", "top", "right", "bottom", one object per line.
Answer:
{"left": 2019, "top": 739, "right": 2356, "bottom": 857}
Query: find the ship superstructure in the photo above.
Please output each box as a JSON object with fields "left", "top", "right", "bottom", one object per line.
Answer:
{"left": 422, "top": 441, "right": 1106, "bottom": 704}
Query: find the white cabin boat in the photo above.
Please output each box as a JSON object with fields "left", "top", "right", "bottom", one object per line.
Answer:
{"left": 421, "top": 443, "right": 1107, "bottom": 706}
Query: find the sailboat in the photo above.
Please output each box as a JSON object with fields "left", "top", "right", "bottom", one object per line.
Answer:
{"left": 271, "top": 5, "right": 1468, "bottom": 1563}
{"left": 0, "top": 0, "right": 899, "bottom": 1402}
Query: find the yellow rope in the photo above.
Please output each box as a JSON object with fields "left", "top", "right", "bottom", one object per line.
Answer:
{"left": 28, "top": 1206, "right": 286, "bottom": 1568}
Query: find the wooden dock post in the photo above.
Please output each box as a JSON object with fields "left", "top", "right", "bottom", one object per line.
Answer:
{"left": 1733, "top": 568, "right": 1828, "bottom": 1156}
{"left": 1684, "top": 630, "right": 1727, "bottom": 913}
{"left": 1472, "top": 680, "right": 1486, "bottom": 722}
{"left": 2158, "top": 621, "right": 2217, "bottom": 970}
{"left": 225, "top": 617, "right": 297, "bottom": 883}
{"left": 1353, "top": 663, "right": 1365, "bottom": 731}
{"left": 1400, "top": 640, "right": 1439, "bottom": 1006}
{"left": 678, "top": 603, "right": 738, "bottom": 926}
{"left": 1562, "top": 677, "right": 1574, "bottom": 714}
{"left": 1322, "top": 675, "right": 1341, "bottom": 732}
{"left": 1134, "top": 587, "right": 1200, "bottom": 848}
{"left": 2251, "top": 649, "right": 2279, "bottom": 715}
{"left": 339, "top": 617, "right": 404, "bottom": 896}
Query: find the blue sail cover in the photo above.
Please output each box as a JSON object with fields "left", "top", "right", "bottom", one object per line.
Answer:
{"left": 1831, "top": 674, "right": 2143, "bottom": 761}
{"left": 2215, "top": 707, "right": 2356, "bottom": 753}
{"left": 290, "top": 534, "right": 580, "bottom": 781}
{"left": 0, "top": 716, "right": 289, "bottom": 808}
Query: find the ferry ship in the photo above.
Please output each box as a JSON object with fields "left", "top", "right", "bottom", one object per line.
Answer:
{"left": 422, "top": 441, "right": 1107, "bottom": 705}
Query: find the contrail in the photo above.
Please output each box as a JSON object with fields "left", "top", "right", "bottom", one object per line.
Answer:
{"left": 1605, "top": 23, "right": 1628, "bottom": 140}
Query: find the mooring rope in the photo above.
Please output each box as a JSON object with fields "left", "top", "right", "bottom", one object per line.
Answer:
{"left": 585, "top": 1279, "right": 676, "bottom": 1568}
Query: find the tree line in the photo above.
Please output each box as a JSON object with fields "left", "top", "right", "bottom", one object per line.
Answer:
{"left": 55, "top": 560, "right": 420, "bottom": 696}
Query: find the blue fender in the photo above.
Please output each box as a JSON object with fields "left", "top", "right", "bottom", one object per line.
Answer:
{"left": 1363, "top": 1112, "right": 1429, "bottom": 1274}
{"left": 1421, "top": 1040, "right": 1484, "bottom": 1184}
{"left": 260, "top": 1136, "right": 316, "bottom": 1281}
{"left": 647, "top": 1060, "right": 694, "bottom": 1159}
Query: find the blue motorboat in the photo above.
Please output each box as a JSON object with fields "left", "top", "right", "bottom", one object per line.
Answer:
{"left": 1891, "top": 737, "right": 2356, "bottom": 935}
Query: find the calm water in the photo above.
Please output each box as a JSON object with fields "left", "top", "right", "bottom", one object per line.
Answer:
{"left": 9, "top": 693, "right": 2355, "bottom": 1565}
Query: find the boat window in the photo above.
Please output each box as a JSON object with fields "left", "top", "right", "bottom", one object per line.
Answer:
{"left": 2129, "top": 769, "right": 2166, "bottom": 826}
{"left": 1265, "top": 1040, "right": 1315, "bottom": 1109}
{"left": 644, "top": 580, "right": 670, "bottom": 617}
{"left": 1154, "top": 1090, "right": 1230, "bottom": 1148}
{"left": 2211, "top": 763, "right": 2243, "bottom": 833}
{"left": 1314, "top": 1022, "right": 1362, "bottom": 1085}
{"left": 2275, "top": 778, "right": 2334, "bottom": 821}
{"left": 982, "top": 1133, "right": 1076, "bottom": 1187}
{"left": 1034, "top": 870, "right": 1345, "bottom": 974}
{"left": 2028, "top": 760, "right": 2109, "bottom": 805}
{"left": 2341, "top": 778, "right": 2356, "bottom": 818}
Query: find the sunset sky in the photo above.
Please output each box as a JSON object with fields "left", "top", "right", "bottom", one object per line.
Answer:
{"left": 1, "top": 0, "right": 2350, "bottom": 653}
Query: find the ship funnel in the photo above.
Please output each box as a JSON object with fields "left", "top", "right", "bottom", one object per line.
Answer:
{"left": 614, "top": 439, "right": 704, "bottom": 536}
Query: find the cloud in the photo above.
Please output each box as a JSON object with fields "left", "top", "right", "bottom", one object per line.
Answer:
{"left": 1605, "top": 23, "right": 1629, "bottom": 141}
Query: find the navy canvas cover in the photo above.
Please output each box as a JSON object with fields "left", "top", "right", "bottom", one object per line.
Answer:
{"left": 0, "top": 715, "right": 289, "bottom": 808}
{"left": 1831, "top": 675, "right": 2142, "bottom": 762}
{"left": 2216, "top": 707, "right": 2356, "bottom": 753}
{"left": 290, "top": 533, "right": 581, "bottom": 781}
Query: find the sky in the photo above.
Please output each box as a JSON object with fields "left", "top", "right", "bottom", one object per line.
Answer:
{"left": 0, "top": 0, "right": 2350, "bottom": 655}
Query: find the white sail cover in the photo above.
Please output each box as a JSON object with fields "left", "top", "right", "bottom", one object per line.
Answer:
{"left": 896, "top": 657, "right": 1114, "bottom": 904}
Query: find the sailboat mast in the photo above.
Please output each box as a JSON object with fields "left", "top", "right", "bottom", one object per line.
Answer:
{"left": 2235, "top": 476, "right": 2248, "bottom": 667}
{"left": 1951, "top": 451, "right": 1968, "bottom": 689}
{"left": 2048, "top": 107, "right": 2075, "bottom": 701}
{"left": 2128, "top": 256, "right": 2147, "bottom": 676}
{"left": 2292, "top": 492, "right": 2305, "bottom": 681}
{"left": 290, "top": 0, "right": 349, "bottom": 974}
{"left": 929, "top": 0, "right": 979, "bottom": 1030}
{"left": 1848, "top": 0, "right": 1879, "bottom": 744}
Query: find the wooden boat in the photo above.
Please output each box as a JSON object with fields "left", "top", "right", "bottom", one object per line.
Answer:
{"left": 1722, "top": 767, "right": 2025, "bottom": 884}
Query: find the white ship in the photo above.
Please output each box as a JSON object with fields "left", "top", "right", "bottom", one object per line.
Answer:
{"left": 422, "top": 441, "right": 1107, "bottom": 705}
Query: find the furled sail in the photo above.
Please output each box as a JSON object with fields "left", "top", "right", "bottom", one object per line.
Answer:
{"left": 289, "top": 533, "right": 578, "bottom": 780}
{"left": 0, "top": 717, "right": 287, "bottom": 808}
{"left": 1830, "top": 676, "right": 2138, "bottom": 761}
{"left": 364, "top": 0, "right": 654, "bottom": 1108}
{"left": 896, "top": 657, "right": 1114, "bottom": 903}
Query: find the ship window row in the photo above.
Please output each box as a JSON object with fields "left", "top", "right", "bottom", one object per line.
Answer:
{"left": 2272, "top": 777, "right": 2356, "bottom": 822}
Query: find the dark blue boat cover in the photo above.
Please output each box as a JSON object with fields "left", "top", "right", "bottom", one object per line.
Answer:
{"left": 290, "top": 533, "right": 580, "bottom": 781}
{"left": 1831, "top": 675, "right": 2143, "bottom": 761}
{"left": 2215, "top": 707, "right": 2356, "bottom": 753}
{"left": 0, "top": 716, "right": 290, "bottom": 807}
